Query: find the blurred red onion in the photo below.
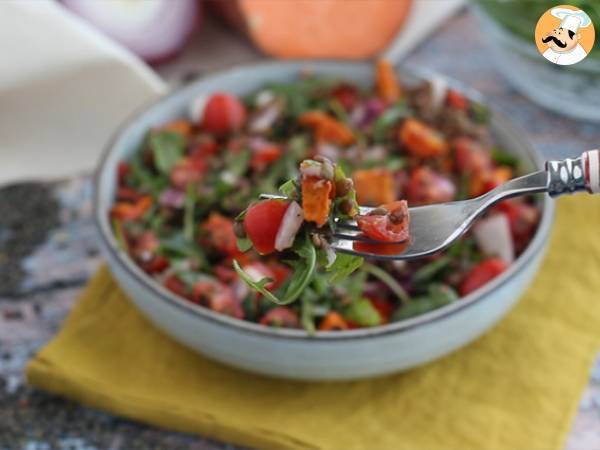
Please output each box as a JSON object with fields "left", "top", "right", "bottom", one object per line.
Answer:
{"left": 159, "top": 188, "right": 185, "bottom": 208}
{"left": 351, "top": 97, "right": 387, "bottom": 128}
{"left": 61, "top": 0, "right": 200, "bottom": 64}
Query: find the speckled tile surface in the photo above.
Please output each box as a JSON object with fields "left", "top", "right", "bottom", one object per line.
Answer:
{"left": 1, "top": 9, "right": 599, "bottom": 450}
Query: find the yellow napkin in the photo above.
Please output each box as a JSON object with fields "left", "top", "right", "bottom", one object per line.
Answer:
{"left": 27, "top": 196, "right": 600, "bottom": 450}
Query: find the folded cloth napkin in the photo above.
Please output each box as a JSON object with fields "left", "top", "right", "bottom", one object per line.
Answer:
{"left": 0, "top": 0, "right": 165, "bottom": 186}
{"left": 26, "top": 195, "right": 600, "bottom": 450}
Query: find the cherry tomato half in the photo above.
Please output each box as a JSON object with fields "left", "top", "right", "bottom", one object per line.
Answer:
{"left": 200, "top": 212, "right": 240, "bottom": 256}
{"left": 170, "top": 157, "right": 207, "bottom": 190}
{"left": 260, "top": 307, "right": 300, "bottom": 328}
{"left": 356, "top": 200, "right": 410, "bottom": 243}
{"left": 446, "top": 89, "right": 469, "bottom": 110}
{"left": 399, "top": 118, "right": 449, "bottom": 158}
{"left": 496, "top": 200, "right": 540, "bottom": 252}
{"left": 164, "top": 275, "right": 188, "bottom": 298}
{"left": 459, "top": 257, "right": 508, "bottom": 296}
{"left": 453, "top": 137, "right": 491, "bottom": 174}
{"left": 243, "top": 200, "right": 289, "bottom": 255}
{"left": 201, "top": 93, "right": 247, "bottom": 135}
{"left": 405, "top": 167, "right": 455, "bottom": 206}
{"left": 250, "top": 145, "right": 282, "bottom": 172}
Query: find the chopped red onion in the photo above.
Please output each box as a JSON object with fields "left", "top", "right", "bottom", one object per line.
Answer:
{"left": 427, "top": 75, "right": 448, "bottom": 116}
{"left": 361, "top": 97, "right": 387, "bottom": 126}
{"left": 473, "top": 213, "right": 515, "bottom": 263}
{"left": 61, "top": 0, "right": 199, "bottom": 64}
{"left": 300, "top": 160, "right": 323, "bottom": 178}
{"left": 188, "top": 95, "right": 208, "bottom": 124}
{"left": 248, "top": 101, "right": 283, "bottom": 133}
{"left": 275, "top": 201, "right": 304, "bottom": 252}
{"left": 322, "top": 240, "right": 337, "bottom": 267}
{"left": 350, "top": 104, "right": 367, "bottom": 128}
{"left": 314, "top": 143, "right": 340, "bottom": 162}
{"left": 159, "top": 188, "right": 185, "bottom": 209}
{"left": 255, "top": 90, "right": 276, "bottom": 107}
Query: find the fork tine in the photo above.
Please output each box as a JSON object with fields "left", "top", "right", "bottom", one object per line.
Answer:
{"left": 333, "top": 231, "right": 376, "bottom": 242}
{"left": 333, "top": 229, "right": 410, "bottom": 245}
{"left": 331, "top": 238, "right": 410, "bottom": 260}
{"left": 331, "top": 239, "right": 415, "bottom": 261}
{"left": 259, "top": 193, "right": 287, "bottom": 200}
{"left": 334, "top": 219, "right": 360, "bottom": 231}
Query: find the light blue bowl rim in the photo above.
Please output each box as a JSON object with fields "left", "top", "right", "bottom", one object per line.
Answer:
{"left": 94, "top": 60, "right": 555, "bottom": 342}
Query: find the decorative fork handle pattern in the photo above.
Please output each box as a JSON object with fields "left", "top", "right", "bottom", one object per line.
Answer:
{"left": 546, "top": 149, "right": 600, "bottom": 197}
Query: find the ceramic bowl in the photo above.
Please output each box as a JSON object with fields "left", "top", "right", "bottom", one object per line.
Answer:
{"left": 94, "top": 61, "right": 554, "bottom": 381}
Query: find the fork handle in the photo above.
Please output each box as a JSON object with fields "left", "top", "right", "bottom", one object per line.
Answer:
{"left": 546, "top": 149, "right": 600, "bottom": 197}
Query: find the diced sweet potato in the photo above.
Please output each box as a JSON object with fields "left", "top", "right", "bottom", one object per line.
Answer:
{"left": 161, "top": 120, "right": 193, "bottom": 138}
{"left": 318, "top": 311, "right": 349, "bottom": 331}
{"left": 399, "top": 118, "right": 449, "bottom": 158}
{"left": 376, "top": 60, "right": 401, "bottom": 102}
{"left": 110, "top": 196, "right": 153, "bottom": 221}
{"left": 299, "top": 111, "right": 354, "bottom": 146}
{"left": 353, "top": 168, "right": 395, "bottom": 206}
{"left": 302, "top": 176, "right": 333, "bottom": 227}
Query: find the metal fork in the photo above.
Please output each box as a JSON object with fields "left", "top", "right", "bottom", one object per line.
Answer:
{"left": 262, "top": 150, "right": 600, "bottom": 260}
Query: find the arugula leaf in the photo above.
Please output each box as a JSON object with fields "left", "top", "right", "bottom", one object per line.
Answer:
{"left": 343, "top": 270, "right": 368, "bottom": 303}
{"left": 413, "top": 255, "right": 452, "bottom": 284}
{"left": 301, "top": 289, "right": 317, "bottom": 335}
{"left": 362, "top": 263, "right": 411, "bottom": 305}
{"left": 392, "top": 284, "right": 458, "bottom": 321}
{"left": 236, "top": 237, "right": 253, "bottom": 253}
{"left": 345, "top": 298, "right": 382, "bottom": 327}
{"left": 149, "top": 131, "right": 185, "bottom": 175}
{"left": 130, "top": 157, "right": 168, "bottom": 196}
{"left": 278, "top": 179, "right": 299, "bottom": 199}
{"left": 372, "top": 101, "right": 411, "bottom": 143}
{"left": 472, "top": 102, "right": 490, "bottom": 124}
{"left": 224, "top": 148, "right": 251, "bottom": 178}
{"left": 427, "top": 283, "right": 458, "bottom": 304}
{"left": 491, "top": 148, "right": 519, "bottom": 168}
{"left": 159, "top": 232, "right": 208, "bottom": 269}
{"left": 267, "top": 77, "right": 336, "bottom": 118}
{"left": 175, "top": 268, "right": 215, "bottom": 288}
{"left": 333, "top": 164, "right": 359, "bottom": 218}
{"left": 279, "top": 238, "right": 318, "bottom": 302}
{"left": 310, "top": 272, "right": 329, "bottom": 296}
{"left": 326, "top": 253, "right": 364, "bottom": 283}
{"left": 183, "top": 183, "right": 196, "bottom": 242}
{"left": 329, "top": 98, "right": 349, "bottom": 123}
{"left": 386, "top": 157, "right": 406, "bottom": 171}
{"left": 233, "top": 236, "right": 317, "bottom": 305}
{"left": 392, "top": 298, "right": 436, "bottom": 321}
{"left": 233, "top": 260, "right": 278, "bottom": 301}
{"left": 456, "top": 172, "right": 471, "bottom": 201}
{"left": 112, "top": 218, "right": 128, "bottom": 252}
{"left": 241, "top": 294, "right": 260, "bottom": 322}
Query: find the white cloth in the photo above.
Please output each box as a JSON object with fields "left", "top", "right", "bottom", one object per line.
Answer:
{"left": 543, "top": 44, "right": 588, "bottom": 65}
{"left": 0, "top": 0, "right": 165, "bottom": 186}
{"left": 382, "top": 0, "right": 465, "bottom": 63}
{"left": 0, "top": 0, "right": 462, "bottom": 186}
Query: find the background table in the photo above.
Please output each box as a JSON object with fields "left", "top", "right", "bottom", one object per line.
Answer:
{"left": 1, "top": 9, "right": 599, "bottom": 450}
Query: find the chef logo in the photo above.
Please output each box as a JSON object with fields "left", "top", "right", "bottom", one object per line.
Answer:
{"left": 535, "top": 5, "right": 595, "bottom": 66}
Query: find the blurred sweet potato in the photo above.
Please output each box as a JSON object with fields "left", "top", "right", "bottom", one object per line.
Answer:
{"left": 209, "top": 0, "right": 412, "bottom": 59}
